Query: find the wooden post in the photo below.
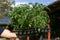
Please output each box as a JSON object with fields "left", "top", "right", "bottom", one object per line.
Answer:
{"left": 27, "top": 36, "right": 30, "bottom": 40}
{"left": 48, "top": 24, "right": 51, "bottom": 40}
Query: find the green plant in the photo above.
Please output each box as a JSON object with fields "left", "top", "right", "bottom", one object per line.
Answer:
{"left": 8, "top": 3, "right": 50, "bottom": 30}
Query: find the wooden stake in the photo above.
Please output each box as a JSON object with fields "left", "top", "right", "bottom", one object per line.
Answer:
{"left": 48, "top": 24, "right": 51, "bottom": 40}
{"left": 27, "top": 36, "right": 30, "bottom": 40}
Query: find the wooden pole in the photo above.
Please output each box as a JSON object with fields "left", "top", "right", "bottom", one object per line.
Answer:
{"left": 27, "top": 36, "right": 30, "bottom": 40}
{"left": 48, "top": 24, "right": 51, "bottom": 40}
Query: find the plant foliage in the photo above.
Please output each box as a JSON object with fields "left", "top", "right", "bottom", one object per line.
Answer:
{"left": 8, "top": 3, "right": 50, "bottom": 30}
{"left": 0, "top": 0, "right": 13, "bottom": 18}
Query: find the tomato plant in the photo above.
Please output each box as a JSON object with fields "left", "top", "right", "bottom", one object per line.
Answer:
{"left": 8, "top": 3, "right": 50, "bottom": 30}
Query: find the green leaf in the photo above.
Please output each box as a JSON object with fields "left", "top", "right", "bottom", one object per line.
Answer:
{"left": 8, "top": 3, "right": 50, "bottom": 31}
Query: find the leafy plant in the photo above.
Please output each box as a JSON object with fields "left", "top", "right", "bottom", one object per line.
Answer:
{"left": 0, "top": 0, "right": 15, "bottom": 18}
{"left": 8, "top": 3, "right": 50, "bottom": 30}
